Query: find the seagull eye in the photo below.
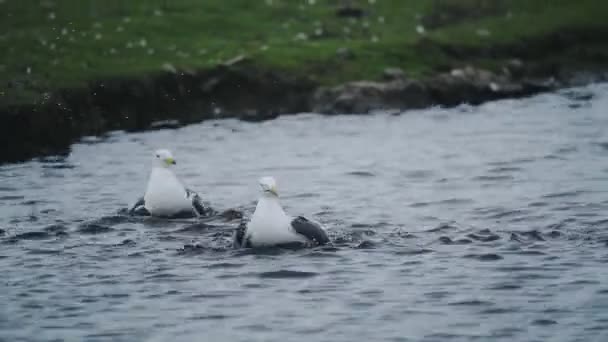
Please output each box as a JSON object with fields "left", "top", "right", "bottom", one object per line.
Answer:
{"left": 156, "top": 154, "right": 160, "bottom": 158}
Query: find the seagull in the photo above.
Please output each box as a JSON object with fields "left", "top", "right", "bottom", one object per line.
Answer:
{"left": 234, "top": 177, "right": 329, "bottom": 248}
{"left": 129, "top": 149, "right": 212, "bottom": 218}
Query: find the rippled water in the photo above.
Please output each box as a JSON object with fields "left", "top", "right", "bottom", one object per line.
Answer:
{"left": 2, "top": 83, "right": 608, "bottom": 341}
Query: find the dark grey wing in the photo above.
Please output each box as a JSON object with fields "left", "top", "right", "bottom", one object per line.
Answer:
{"left": 129, "top": 197, "right": 150, "bottom": 216}
{"left": 233, "top": 219, "right": 250, "bottom": 248}
{"left": 291, "top": 216, "right": 330, "bottom": 245}
{"left": 186, "top": 189, "right": 215, "bottom": 218}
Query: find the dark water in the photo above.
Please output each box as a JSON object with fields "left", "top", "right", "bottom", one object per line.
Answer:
{"left": 2, "top": 83, "right": 608, "bottom": 342}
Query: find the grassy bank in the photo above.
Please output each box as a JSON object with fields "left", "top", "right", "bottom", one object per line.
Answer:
{"left": 1, "top": 0, "right": 607, "bottom": 107}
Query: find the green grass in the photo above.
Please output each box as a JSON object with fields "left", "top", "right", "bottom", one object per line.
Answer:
{"left": 0, "top": 0, "right": 607, "bottom": 106}
{"left": 430, "top": 0, "right": 606, "bottom": 44}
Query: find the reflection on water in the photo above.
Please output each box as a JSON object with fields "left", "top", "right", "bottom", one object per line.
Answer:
{"left": 2, "top": 84, "right": 608, "bottom": 341}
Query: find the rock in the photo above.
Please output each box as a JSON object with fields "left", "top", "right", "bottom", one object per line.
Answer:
{"left": 426, "top": 66, "right": 556, "bottom": 106}
{"left": 561, "top": 70, "right": 605, "bottom": 87}
{"left": 336, "top": 47, "right": 355, "bottom": 60}
{"left": 237, "top": 109, "right": 279, "bottom": 122}
{"left": 504, "top": 58, "right": 525, "bottom": 78}
{"left": 161, "top": 63, "right": 177, "bottom": 73}
{"left": 313, "top": 79, "right": 431, "bottom": 114}
{"left": 382, "top": 67, "right": 406, "bottom": 81}
{"left": 201, "top": 77, "right": 221, "bottom": 93}
{"left": 149, "top": 120, "right": 182, "bottom": 130}
{"left": 336, "top": 5, "right": 365, "bottom": 18}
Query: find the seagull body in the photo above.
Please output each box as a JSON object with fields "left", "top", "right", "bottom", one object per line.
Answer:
{"left": 144, "top": 165, "right": 192, "bottom": 217}
{"left": 130, "top": 149, "right": 211, "bottom": 218}
{"left": 235, "top": 177, "right": 329, "bottom": 248}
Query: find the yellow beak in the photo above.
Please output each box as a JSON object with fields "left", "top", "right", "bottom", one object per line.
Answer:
{"left": 269, "top": 185, "right": 278, "bottom": 196}
{"left": 164, "top": 157, "right": 176, "bottom": 165}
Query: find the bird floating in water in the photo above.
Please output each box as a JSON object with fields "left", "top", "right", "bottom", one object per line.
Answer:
{"left": 130, "top": 149, "right": 212, "bottom": 218}
{"left": 234, "top": 176, "right": 329, "bottom": 248}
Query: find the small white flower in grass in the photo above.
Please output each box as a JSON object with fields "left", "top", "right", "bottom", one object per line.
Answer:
{"left": 139, "top": 38, "right": 147, "bottom": 47}
{"left": 109, "top": 48, "right": 117, "bottom": 54}
{"left": 265, "top": 0, "right": 272, "bottom": 5}
{"left": 294, "top": 32, "right": 308, "bottom": 41}
{"left": 307, "top": 0, "right": 315, "bottom": 5}
{"left": 61, "top": 28, "right": 67, "bottom": 35}
{"left": 416, "top": 25, "right": 425, "bottom": 34}
{"left": 49, "top": 43, "right": 56, "bottom": 50}
{"left": 378, "top": 16, "right": 385, "bottom": 23}
{"left": 162, "top": 63, "right": 176, "bottom": 73}
{"left": 314, "top": 28, "right": 323, "bottom": 36}
{"left": 147, "top": 48, "right": 155, "bottom": 55}
{"left": 92, "top": 22, "right": 102, "bottom": 29}
{"left": 116, "top": 26, "right": 124, "bottom": 32}
{"left": 26, "top": 67, "right": 31, "bottom": 74}
{"left": 343, "top": 27, "right": 351, "bottom": 34}
{"left": 369, "top": 0, "right": 376, "bottom": 3}
{"left": 95, "top": 33, "right": 102, "bottom": 40}
{"left": 48, "top": 12, "right": 55, "bottom": 20}
{"left": 154, "top": 9, "right": 163, "bottom": 16}
{"left": 40, "top": 39, "right": 47, "bottom": 46}
{"left": 198, "top": 48, "right": 207, "bottom": 55}
{"left": 476, "top": 29, "right": 491, "bottom": 37}
{"left": 126, "top": 41, "right": 133, "bottom": 48}
{"left": 362, "top": 21, "right": 369, "bottom": 28}
{"left": 371, "top": 35, "right": 379, "bottom": 43}
{"left": 123, "top": 17, "right": 131, "bottom": 23}
{"left": 260, "top": 45, "right": 269, "bottom": 51}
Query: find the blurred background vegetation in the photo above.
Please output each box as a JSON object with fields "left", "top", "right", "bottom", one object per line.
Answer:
{"left": 1, "top": 0, "right": 606, "bottom": 106}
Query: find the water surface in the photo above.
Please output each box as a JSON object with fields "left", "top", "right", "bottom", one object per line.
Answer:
{"left": 2, "top": 83, "right": 608, "bottom": 341}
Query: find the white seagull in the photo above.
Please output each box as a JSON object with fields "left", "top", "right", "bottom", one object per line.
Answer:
{"left": 130, "top": 149, "right": 211, "bottom": 218}
{"left": 234, "top": 177, "right": 329, "bottom": 248}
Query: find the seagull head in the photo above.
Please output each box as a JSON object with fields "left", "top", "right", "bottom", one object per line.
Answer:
{"left": 259, "top": 176, "right": 278, "bottom": 197}
{"left": 154, "top": 149, "right": 176, "bottom": 168}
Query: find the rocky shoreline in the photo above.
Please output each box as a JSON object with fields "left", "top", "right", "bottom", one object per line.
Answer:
{"left": 1, "top": 58, "right": 606, "bottom": 164}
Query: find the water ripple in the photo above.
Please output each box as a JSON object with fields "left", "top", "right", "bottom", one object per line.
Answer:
{"left": 2, "top": 83, "right": 608, "bottom": 342}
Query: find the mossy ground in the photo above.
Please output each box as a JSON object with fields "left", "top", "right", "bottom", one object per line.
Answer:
{"left": 1, "top": 0, "right": 606, "bottom": 106}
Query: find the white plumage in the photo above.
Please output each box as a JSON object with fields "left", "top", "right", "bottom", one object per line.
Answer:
{"left": 144, "top": 165, "right": 192, "bottom": 217}
{"left": 244, "top": 177, "right": 317, "bottom": 247}
{"left": 131, "top": 149, "right": 206, "bottom": 218}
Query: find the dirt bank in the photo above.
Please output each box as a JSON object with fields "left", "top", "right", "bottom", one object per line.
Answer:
{"left": 1, "top": 30, "right": 607, "bottom": 164}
